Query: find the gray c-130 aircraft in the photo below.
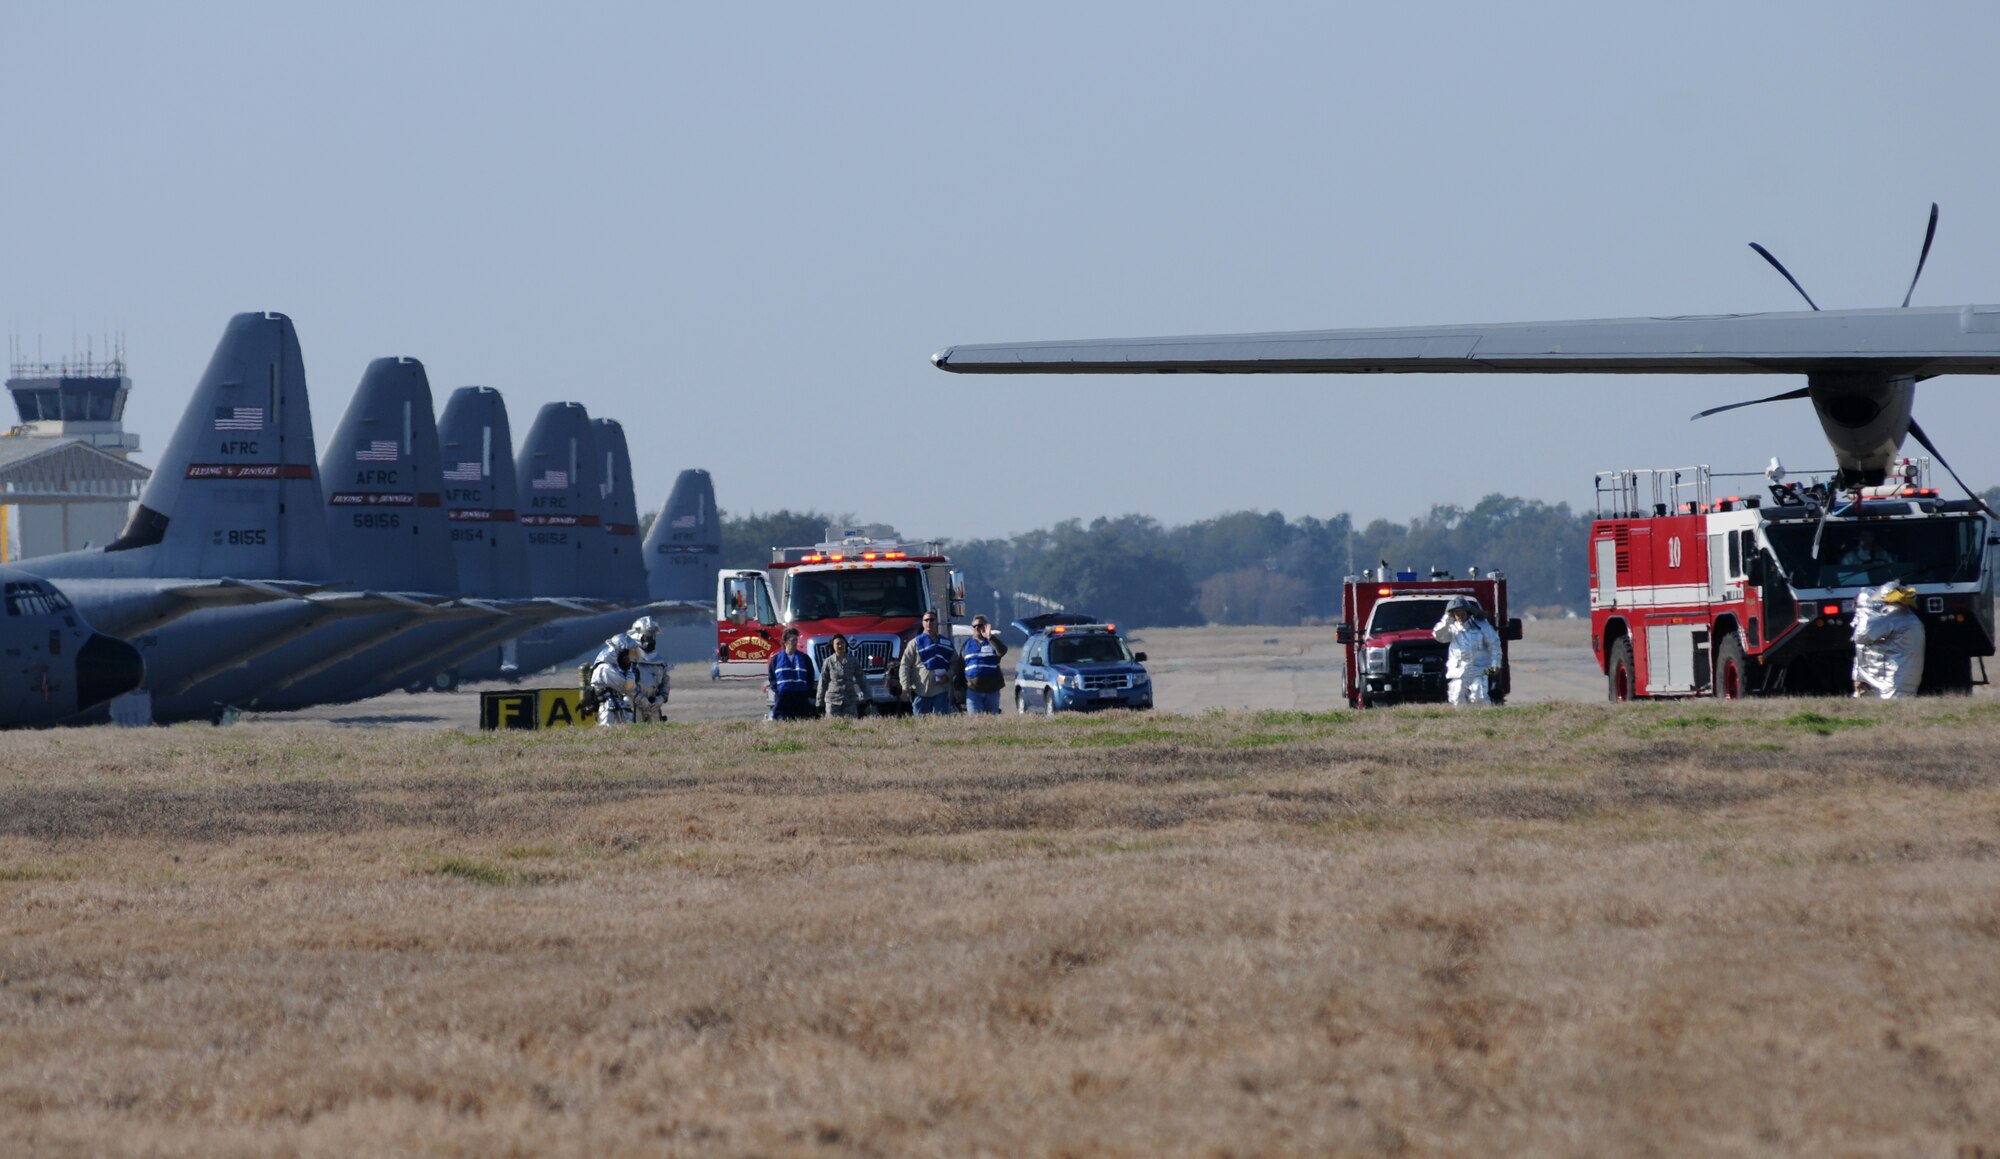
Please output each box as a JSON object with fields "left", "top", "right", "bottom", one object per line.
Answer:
{"left": 934, "top": 205, "right": 2000, "bottom": 498}
{"left": 0, "top": 563, "right": 144, "bottom": 725}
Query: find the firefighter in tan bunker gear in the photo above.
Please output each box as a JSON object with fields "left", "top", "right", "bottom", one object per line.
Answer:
{"left": 1432, "top": 595, "right": 1502, "bottom": 706}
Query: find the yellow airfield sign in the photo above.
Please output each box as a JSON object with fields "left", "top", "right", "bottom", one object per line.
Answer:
{"left": 478, "top": 688, "right": 588, "bottom": 731}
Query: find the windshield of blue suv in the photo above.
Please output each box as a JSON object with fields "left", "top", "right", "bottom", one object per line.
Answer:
{"left": 785, "top": 567, "right": 926, "bottom": 620}
{"left": 1764, "top": 516, "right": 1986, "bottom": 588}
{"left": 1366, "top": 599, "right": 1450, "bottom": 635}
{"left": 1048, "top": 634, "right": 1132, "bottom": 665}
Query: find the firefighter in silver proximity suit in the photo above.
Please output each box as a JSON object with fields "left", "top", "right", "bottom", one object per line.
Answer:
{"left": 1432, "top": 595, "right": 1502, "bottom": 706}
{"left": 626, "top": 615, "right": 670, "bottom": 722}
{"left": 1852, "top": 582, "right": 1926, "bottom": 699}
{"left": 591, "top": 633, "right": 641, "bottom": 725}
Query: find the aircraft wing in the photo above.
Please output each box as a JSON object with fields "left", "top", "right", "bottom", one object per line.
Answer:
{"left": 933, "top": 304, "right": 2000, "bottom": 377}
{"left": 352, "top": 597, "right": 689, "bottom": 696}
{"left": 635, "top": 598, "right": 710, "bottom": 620}
{"left": 422, "top": 597, "right": 516, "bottom": 624}
{"left": 487, "top": 597, "right": 602, "bottom": 624}
{"left": 165, "top": 578, "right": 304, "bottom": 604}
{"left": 297, "top": 590, "right": 469, "bottom": 621}
{"left": 55, "top": 576, "right": 309, "bottom": 638}
{"left": 254, "top": 599, "right": 512, "bottom": 696}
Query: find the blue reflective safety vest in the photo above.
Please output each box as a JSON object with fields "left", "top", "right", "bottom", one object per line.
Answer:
{"left": 962, "top": 637, "right": 1000, "bottom": 683}
{"left": 770, "top": 649, "right": 813, "bottom": 694}
{"left": 914, "top": 631, "right": 954, "bottom": 674}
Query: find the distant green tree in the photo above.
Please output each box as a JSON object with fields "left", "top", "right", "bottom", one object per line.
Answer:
{"left": 1352, "top": 494, "right": 1589, "bottom": 612}
{"left": 1167, "top": 510, "right": 1292, "bottom": 579}
{"left": 1168, "top": 509, "right": 1355, "bottom": 620}
{"left": 1276, "top": 515, "right": 1355, "bottom": 619}
{"left": 1199, "top": 568, "right": 1309, "bottom": 625}
{"left": 781, "top": 496, "right": 1595, "bottom": 629}
{"left": 718, "top": 509, "right": 839, "bottom": 570}
{"left": 1019, "top": 517, "right": 1201, "bottom": 628}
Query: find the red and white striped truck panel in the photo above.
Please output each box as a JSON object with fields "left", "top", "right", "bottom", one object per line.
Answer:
{"left": 1591, "top": 508, "right": 1766, "bottom": 697}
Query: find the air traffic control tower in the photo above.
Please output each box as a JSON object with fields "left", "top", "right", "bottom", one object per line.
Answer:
{"left": 1, "top": 348, "right": 150, "bottom": 562}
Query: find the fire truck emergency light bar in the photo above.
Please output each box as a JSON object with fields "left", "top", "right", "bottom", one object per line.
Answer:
{"left": 796, "top": 551, "right": 906, "bottom": 563}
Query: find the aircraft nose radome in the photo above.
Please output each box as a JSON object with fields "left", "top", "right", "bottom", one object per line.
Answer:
{"left": 75, "top": 633, "right": 145, "bottom": 711}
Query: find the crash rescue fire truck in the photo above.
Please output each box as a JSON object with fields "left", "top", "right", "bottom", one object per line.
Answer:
{"left": 1590, "top": 461, "right": 1996, "bottom": 699}
{"left": 714, "top": 532, "right": 966, "bottom": 711}
{"left": 1335, "top": 568, "right": 1521, "bottom": 708}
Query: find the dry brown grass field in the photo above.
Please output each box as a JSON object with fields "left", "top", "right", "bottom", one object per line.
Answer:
{"left": 6, "top": 661, "right": 2000, "bottom": 1153}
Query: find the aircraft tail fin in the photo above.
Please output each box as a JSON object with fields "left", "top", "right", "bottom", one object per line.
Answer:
{"left": 592, "top": 418, "right": 648, "bottom": 600}
{"left": 438, "top": 386, "right": 529, "bottom": 598}
{"left": 318, "top": 357, "right": 457, "bottom": 592}
{"left": 105, "top": 311, "right": 331, "bottom": 580}
{"left": 644, "top": 468, "right": 720, "bottom": 603}
{"left": 517, "top": 402, "right": 608, "bottom": 598}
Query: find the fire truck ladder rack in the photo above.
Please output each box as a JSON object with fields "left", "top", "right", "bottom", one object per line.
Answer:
{"left": 1594, "top": 465, "right": 1711, "bottom": 520}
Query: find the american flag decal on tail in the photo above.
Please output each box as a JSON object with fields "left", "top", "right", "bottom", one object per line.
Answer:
{"left": 214, "top": 406, "right": 265, "bottom": 431}
{"left": 354, "top": 439, "right": 398, "bottom": 462}
{"left": 442, "top": 461, "right": 482, "bottom": 481}
{"left": 530, "top": 469, "right": 568, "bottom": 491}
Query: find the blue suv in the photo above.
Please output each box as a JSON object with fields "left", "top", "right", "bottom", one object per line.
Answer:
{"left": 1011, "top": 614, "right": 1153, "bottom": 713}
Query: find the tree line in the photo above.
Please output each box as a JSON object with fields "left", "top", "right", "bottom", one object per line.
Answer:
{"left": 629, "top": 484, "right": 2000, "bottom": 628}
{"left": 667, "top": 496, "right": 1595, "bottom": 629}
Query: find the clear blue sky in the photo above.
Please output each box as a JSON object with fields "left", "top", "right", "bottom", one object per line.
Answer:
{"left": 7, "top": 2, "right": 2000, "bottom": 540}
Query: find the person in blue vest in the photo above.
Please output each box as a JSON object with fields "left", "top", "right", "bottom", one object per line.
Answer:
{"left": 766, "top": 627, "right": 817, "bottom": 720}
{"left": 959, "top": 614, "right": 1009, "bottom": 714}
{"left": 898, "top": 610, "right": 958, "bottom": 716}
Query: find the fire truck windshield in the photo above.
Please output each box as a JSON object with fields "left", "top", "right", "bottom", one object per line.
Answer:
{"left": 1367, "top": 598, "right": 1450, "bottom": 635}
{"left": 1764, "top": 516, "right": 1987, "bottom": 589}
{"left": 786, "top": 567, "right": 927, "bottom": 620}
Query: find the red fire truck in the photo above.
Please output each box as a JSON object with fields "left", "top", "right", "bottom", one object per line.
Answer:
{"left": 714, "top": 531, "right": 966, "bottom": 711}
{"left": 1589, "top": 461, "right": 1996, "bottom": 699}
{"left": 1335, "top": 568, "right": 1520, "bottom": 708}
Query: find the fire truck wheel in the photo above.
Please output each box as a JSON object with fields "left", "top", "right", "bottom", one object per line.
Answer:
{"left": 1607, "top": 638, "right": 1636, "bottom": 703}
{"left": 1714, "top": 633, "right": 1747, "bottom": 701}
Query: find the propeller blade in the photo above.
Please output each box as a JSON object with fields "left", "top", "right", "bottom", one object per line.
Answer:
{"left": 1906, "top": 418, "right": 2000, "bottom": 518}
{"left": 1748, "top": 243, "right": 1820, "bottom": 311}
{"left": 1901, "top": 202, "right": 1940, "bottom": 308}
{"left": 1690, "top": 385, "right": 1811, "bottom": 421}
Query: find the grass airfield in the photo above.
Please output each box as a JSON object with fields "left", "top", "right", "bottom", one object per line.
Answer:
{"left": 4, "top": 626, "right": 2000, "bottom": 1155}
